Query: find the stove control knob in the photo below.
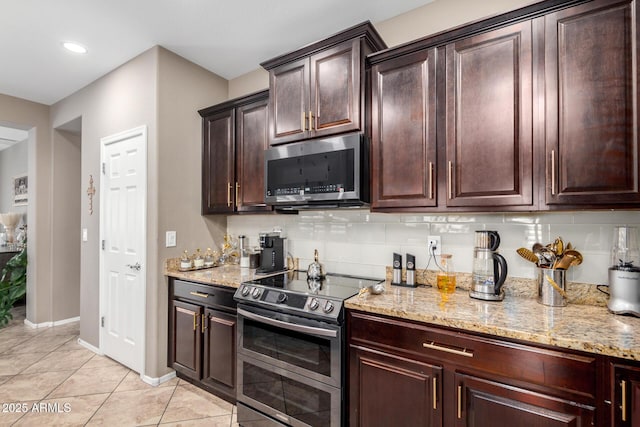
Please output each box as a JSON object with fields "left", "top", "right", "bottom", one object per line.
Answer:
{"left": 323, "top": 301, "right": 334, "bottom": 314}
{"left": 309, "top": 298, "right": 319, "bottom": 311}
{"left": 241, "top": 286, "right": 251, "bottom": 297}
{"left": 276, "top": 293, "right": 287, "bottom": 304}
{"left": 251, "top": 288, "right": 262, "bottom": 299}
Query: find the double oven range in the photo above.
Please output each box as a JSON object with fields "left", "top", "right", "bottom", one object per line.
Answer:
{"left": 234, "top": 270, "right": 383, "bottom": 427}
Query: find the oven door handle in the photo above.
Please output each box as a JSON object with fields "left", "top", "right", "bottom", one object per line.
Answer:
{"left": 237, "top": 307, "right": 338, "bottom": 338}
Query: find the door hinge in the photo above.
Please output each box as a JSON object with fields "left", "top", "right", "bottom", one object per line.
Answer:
{"left": 102, "top": 162, "right": 106, "bottom": 175}
{"left": 101, "top": 240, "right": 105, "bottom": 250}
{"left": 101, "top": 316, "right": 105, "bottom": 327}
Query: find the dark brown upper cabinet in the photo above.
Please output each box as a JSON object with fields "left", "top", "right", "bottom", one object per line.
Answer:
{"left": 199, "top": 90, "right": 270, "bottom": 214}
{"left": 370, "top": 49, "right": 437, "bottom": 209}
{"left": 444, "top": 21, "right": 534, "bottom": 208}
{"left": 543, "top": 0, "right": 640, "bottom": 207}
{"left": 261, "top": 22, "right": 387, "bottom": 146}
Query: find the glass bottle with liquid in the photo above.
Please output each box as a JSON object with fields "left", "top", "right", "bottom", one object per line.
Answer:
{"left": 436, "top": 254, "right": 456, "bottom": 295}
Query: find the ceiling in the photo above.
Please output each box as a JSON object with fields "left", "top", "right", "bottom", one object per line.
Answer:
{"left": 0, "top": 0, "right": 433, "bottom": 106}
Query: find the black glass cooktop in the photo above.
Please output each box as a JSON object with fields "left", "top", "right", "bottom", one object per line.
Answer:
{"left": 244, "top": 271, "right": 383, "bottom": 300}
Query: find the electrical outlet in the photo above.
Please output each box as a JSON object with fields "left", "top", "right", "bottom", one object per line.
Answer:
{"left": 428, "top": 235, "right": 441, "bottom": 255}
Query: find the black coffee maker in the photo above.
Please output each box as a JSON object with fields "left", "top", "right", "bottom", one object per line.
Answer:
{"left": 256, "top": 232, "right": 287, "bottom": 273}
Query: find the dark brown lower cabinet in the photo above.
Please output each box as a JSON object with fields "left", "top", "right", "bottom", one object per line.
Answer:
{"left": 351, "top": 346, "right": 443, "bottom": 426}
{"left": 348, "top": 310, "right": 600, "bottom": 426}
{"left": 168, "top": 279, "right": 237, "bottom": 403}
{"left": 611, "top": 361, "right": 640, "bottom": 426}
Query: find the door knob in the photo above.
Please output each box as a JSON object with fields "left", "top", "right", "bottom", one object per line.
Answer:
{"left": 127, "top": 262, "right": 141, "bottom": 271}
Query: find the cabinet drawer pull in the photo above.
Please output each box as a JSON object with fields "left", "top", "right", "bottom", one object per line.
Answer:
{"left": 201, "top": 314, "right": 206, "bottom": 333}
{"left": 621, "top": 379, "right": 627, "bottom": 422}
{"left": 423, "top": 341, "right": 473, "bottom": 358}
{"left": 551, "top": 149, "right": 556, "bottom": 196}
{"left": 432, "top": 376, "right": 437, "bottom": 410}
{"left": 189, "top": 291, "right": 209, "bottom": 299}
{"left": 235, "top": 182, "right": 240, "bottom": 206}
{"left": 457, "top": 385, "right": 462, "bottom": 419}
{"left": 448, "top": 161, "right": 453, "bottom": 199}
{"left": 227, "top": 182, "right": 232, "bottom": 207}
{"left": 428, "top": 162, "right": 434, "bottom": 200}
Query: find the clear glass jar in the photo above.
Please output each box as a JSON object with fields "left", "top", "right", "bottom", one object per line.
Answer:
{"left": 204, "top": 248, "right": 215, "bottom": 268}
{"left": 180, "top": 250, "right": 192, "bottom": 270}
{"left": 193, "top": 248, "right": 204, "bottom": 268}
{"left": 436, "top": 254, "right": 456, "bottom": 296}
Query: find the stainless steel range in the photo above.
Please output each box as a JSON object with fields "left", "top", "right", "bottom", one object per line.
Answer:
{"left": 234, "top": 270, "right": 383, "bottom": 427}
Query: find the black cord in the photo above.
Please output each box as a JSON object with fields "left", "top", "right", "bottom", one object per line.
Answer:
{"left": 596, "top": 284, "right": 610, "bottom": 296}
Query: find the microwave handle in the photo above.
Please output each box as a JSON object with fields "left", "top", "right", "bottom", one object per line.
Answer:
{"left": 237, "top": 307, "right": 338, "bottom": 338}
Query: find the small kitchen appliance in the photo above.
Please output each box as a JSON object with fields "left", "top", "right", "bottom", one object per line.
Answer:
{"left": 256, "top": 232, "right": 287, "bottom": 273}
{"left": 470, "top": 230, "right": 508, "bottom": 301}
{"left": 607, "top": 226, "right": 640, "bottom": 317}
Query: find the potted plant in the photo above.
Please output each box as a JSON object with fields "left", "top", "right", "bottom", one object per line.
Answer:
{"left": 0, "top": 243, "right": 27, "bottom": 327}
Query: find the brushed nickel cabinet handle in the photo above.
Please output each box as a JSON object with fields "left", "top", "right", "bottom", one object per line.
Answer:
{"left": 457, "top": 385, "right": 462, "bottom": 419}
{"left": 551, "top": 149, "right": 556, "bottom": 196}
{"left": 448, "top": 161, "right": 453, "bottom": 200}
{"left": 621, "top": 379, "right": 627, "bottom": 422}
{"left": 432, "top": 376, "right": 437, "bottom": 410}
{"left": 227, "top": 182, "right": 232, "bottom": 207}
{"left": 428, "top": 162, "right": 434, "bottom": 199}
{"left": 423, "top": 341, "right": 473, "bottom": 358}
{"left": 189, "top": 291, "right": 209, "bottom": 299}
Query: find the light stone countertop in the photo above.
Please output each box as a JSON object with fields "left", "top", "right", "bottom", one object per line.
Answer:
{"left": 345, "top": 281, "right": 640, "bottom": 361}
{"left": 165, "top": 260, "right": 640, "bottom": 362}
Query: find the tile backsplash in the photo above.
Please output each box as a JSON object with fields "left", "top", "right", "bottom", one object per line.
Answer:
{"left": 227, "top": 210, "right": 640, "bottom": 285}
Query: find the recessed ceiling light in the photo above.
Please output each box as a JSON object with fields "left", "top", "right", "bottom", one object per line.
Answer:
{"left": 62, "top": 41, "right": 88, "bottom": 54}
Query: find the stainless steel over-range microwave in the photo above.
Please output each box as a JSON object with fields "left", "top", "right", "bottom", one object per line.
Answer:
{"left": 264, "top": 132, "right": 370, "bottom": 210}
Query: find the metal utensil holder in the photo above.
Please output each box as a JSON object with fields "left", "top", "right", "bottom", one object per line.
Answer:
{"left": 537, "top": 268, "right": 567, "bottom": 307}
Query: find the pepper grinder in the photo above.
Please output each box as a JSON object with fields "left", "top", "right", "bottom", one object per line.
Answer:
{"left": 406, "top": 253, "right": 416, "bottom": 286}
{"left": 392, "top": 253, "right": 402, "bottom": 285}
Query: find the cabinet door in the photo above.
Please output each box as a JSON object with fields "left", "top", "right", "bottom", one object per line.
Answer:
{"left": 544, "top": 0, "right": 640, "bottom": 205}
{"left": 350, "top": 345, "right": 442, "bottom": 427}
{"left": 371, "top": 49, "right": 437, "bottom": 209}
{"left": 171, "top": 300, "right": 202, "bottom": 381}
{"left": 310, "top": 39, "right": 361, "bottom": 138}
{"left": 445, "top": 21, "right": 533, "bottom": 208}
{"left": 236, "top": 97, "right": 270, "bottom": 212}
{"left": 202, "top": 109, "right": 235, "bottom": 213}
{"left": 203, "top": 308, "right": 236, "bottom": 390}
{"left": 269, "top": 58, "right": 310, "bottom": 145}
{"left": 612, "top": 363, "right": 640, "bottom": 426}
{"left": 456, "top": 373, "right": 595, "bottom": 427}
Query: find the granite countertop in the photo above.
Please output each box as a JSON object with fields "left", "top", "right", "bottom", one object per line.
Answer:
{"left": 345, "top": 281, "right": 640, "bottom": 361}
{"left": 165, "top": 260, "right": 640, "bottom": 362}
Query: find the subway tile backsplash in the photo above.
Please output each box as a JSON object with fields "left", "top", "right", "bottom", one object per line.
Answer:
{"left": 227, "top": 210, "right": 640, "bottom": 285}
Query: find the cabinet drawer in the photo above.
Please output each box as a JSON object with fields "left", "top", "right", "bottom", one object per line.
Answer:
{"left": 172, "top": 279, "right": 237, "bottom": 312}
{"left": 348, "top": 311, "right": 596, "bottom": 399}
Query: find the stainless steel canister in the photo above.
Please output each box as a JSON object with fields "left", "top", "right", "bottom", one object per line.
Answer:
{"left": 537, "top": 268, "right": 567, "bottom": 307}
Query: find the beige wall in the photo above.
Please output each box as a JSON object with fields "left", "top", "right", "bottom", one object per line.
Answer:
{"left": 0, "top": 139, "right": 28, "bottom": 215}
{"left": 228, "top": 68, "right": 269, "bottom": 99}
{"left": 0, "top": 94, "right": 51, "bottom": 325}
{"left": 154, "top": 47, "right": 228, "bottom": 377}
{"left": 51, "top": 47, "right": 159, "bottom": 350}
{"left": 50, "top": 129, "right": 81, "bottom": 321}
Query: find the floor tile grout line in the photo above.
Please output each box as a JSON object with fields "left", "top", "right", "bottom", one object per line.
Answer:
{"left": 155, "top": 382, "right": 180, "bottom": 425}
{"left": 82, "top": 366, "right": 131, "bottom": 426}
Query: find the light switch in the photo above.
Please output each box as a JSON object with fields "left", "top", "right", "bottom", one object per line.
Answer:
{"left": 82, "top": 228, "right": 88, "bottom": 242}
{"left": 166, "top": 231, "right": 177, "bottom": 247}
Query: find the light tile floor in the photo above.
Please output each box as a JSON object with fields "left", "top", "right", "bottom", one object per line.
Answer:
{"left": 0, "top": 306, "right": 238, "bottom": 426}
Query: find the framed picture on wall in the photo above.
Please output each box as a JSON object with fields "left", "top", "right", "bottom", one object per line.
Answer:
{"left": 13, "top": 174, "right": 28, "bottom": 206}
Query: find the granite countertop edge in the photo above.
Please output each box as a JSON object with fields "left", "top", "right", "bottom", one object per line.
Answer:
{"left": 165, "top": 262, "right": 640, "bottom": 362}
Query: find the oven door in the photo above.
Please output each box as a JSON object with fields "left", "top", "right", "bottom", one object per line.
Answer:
{"left": 237, "top": 305, "right": 342, "bottom": 387}
{"left": 237, "top": 353, "right": 341, "bottom": 427}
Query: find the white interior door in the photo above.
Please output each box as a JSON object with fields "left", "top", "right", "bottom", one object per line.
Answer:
{"left": 100, "top": 126, "right": 146, "bottom": 373}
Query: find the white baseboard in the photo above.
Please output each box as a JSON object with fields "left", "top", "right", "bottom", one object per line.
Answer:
{"left": 78, "top": 338, "right": 103, "bottom": 355}
{"left": 142, "top": 371, "right": 176, "bottom": 387}
{"left": 23, "top": 316, "right": 80, "bottom": 329}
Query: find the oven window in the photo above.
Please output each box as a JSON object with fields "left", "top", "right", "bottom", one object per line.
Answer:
{"left": 243, "top": 318, "right": 332, "bottom": 376}
{"left": 242, "top": 361, "right": 331, "bottom": 427}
